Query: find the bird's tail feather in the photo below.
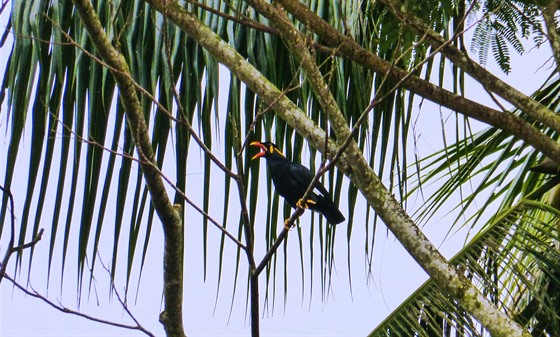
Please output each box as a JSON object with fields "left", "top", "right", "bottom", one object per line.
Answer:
{"left": 323, "top": 207, "right": 345, "bottom": 225}
{"left": 315, "top": 196, "right": 345, "bottom": 225}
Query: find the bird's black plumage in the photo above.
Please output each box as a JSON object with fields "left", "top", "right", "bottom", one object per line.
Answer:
{"left": 250, "top": 141, "right": 345, "bottom": 225}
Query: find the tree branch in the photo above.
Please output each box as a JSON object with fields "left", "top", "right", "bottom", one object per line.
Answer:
{"left": 541, "top": 0, "right": 560, "bottom": 73}
{"left": 275, "top": 0, "right": 560, "bottom": 167}
{"left": 254, "top": 78, "right": 403, "bottom": 276}
{"left": 0, "top": 185, "right": 16, "bottom": 284}
{"left": 246, "top": 0, "right": 348, "bottom": 138}
{"left": 70, "top": 1, "right": 185, "bottom": 336}
{"left": 186, "top": 0, "right": 277, "bottom": 34}
{"left": 3, "top": 273, "right": 155, "bottom": 336}
{"left": 0, "top": 186, "right": 44, "bottom": 284}
{"left": 263, "top": 3, "right": 532, "bottom": 336}
{"left": 138, "top": 1, "right": 538, "bottom": 336}
{"left": 141, "top": 1, "right": 533, "bottom": 336}
{"left": 144, "top": 0, "right": 335, "bottom": 157}
{"left": 379, "top": 0, "right": 560, "bottom": 141}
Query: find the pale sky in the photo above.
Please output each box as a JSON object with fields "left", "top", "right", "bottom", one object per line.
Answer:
{"left": 0, "top": 5, "right": 554, "bottom": 336}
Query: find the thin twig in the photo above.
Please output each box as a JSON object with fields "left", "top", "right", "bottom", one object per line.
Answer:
{"left": 254, "top": 91, "right": 385, "bottom": 275}
{"left": 13, "top": 228, "right": 44, "bottom": 252}
{"left": 97, "top": 255, "right": 156, "bottom": 337}
{"left": 3, "top": 273, "right": 155, "bottom": 336}
{"left": 253, "top": 0, "right": 447, "bottom": 272}
{"left": 0, "top": 186, "right": 44, "bottom": 284}
{"left": 51, "top": 97, "right": 245, "bottom": 250}
{"left": 240, "top": 79, "right": 302, "bottom": 156}
{"left": 186, "top": 0, "right": 277, "bottom": 34}
{"left": 48, "top": 13, "right": 239, "bottom": 181}
{"left": 252, "top": 0, "right": 406, "bottom": 274}
{"left": 148, "top": 158, "right": 247, "bottom": 250}
{"left": 0, "top": 185, "right": 15, "bottom": 283}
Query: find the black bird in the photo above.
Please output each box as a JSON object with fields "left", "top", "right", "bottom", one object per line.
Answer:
{"left": 250, "top": 141, "right": 345, "bottom": 225}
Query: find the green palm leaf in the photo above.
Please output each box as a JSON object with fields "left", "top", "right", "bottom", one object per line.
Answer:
{"left": 0, "top": 0, "right": 453, "bottom": 297}
{"left": 410, "top": 76, "right": 560, "bottom": 231}
{"left": 1, "top": 0, "right": 556, "bottom": 336}
{"left": 370, "top": 75, "right": 560, "bottom": 336}
{"left": 370, "top": 194, "right": 560, "bottom": 336}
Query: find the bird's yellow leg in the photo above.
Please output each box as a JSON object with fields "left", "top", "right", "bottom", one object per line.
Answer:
{"left": 296, "top": 198, "right": 316, "bottom": 209}
{"left": 284, "top": 218, "right": 292, "bottom": 231}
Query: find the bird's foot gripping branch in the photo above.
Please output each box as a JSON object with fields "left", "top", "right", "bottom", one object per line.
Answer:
{"left": 296, "top": 198, "right": 316, "bottom": 209}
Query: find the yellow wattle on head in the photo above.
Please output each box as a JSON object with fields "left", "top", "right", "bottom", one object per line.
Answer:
{"left": 249, "top": 141, "right": 285, "bottom": 159}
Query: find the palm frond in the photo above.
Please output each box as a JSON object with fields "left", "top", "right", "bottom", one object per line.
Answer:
{"left": 2, "top": 1, "right": 545, "bottom": 326}
{"left": 370, "top": 193, "right": 560, "bottom": 336}
{"left": 468, "top": 0, "right": 544, "bottom": 73}
{"left": 409, "top": 76, "right": 560, "bottom": 230}
{"left": 374, "top": 73, "right": 560, "bottom": 337}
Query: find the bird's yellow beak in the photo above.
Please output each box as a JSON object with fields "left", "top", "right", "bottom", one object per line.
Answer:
{"left": 250, "top": 141, "right": 267, "bottom": 160}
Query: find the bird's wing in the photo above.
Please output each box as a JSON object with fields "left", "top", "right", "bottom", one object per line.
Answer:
{"left": 288, "top": 162, "right": 330, "bottom": 198}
